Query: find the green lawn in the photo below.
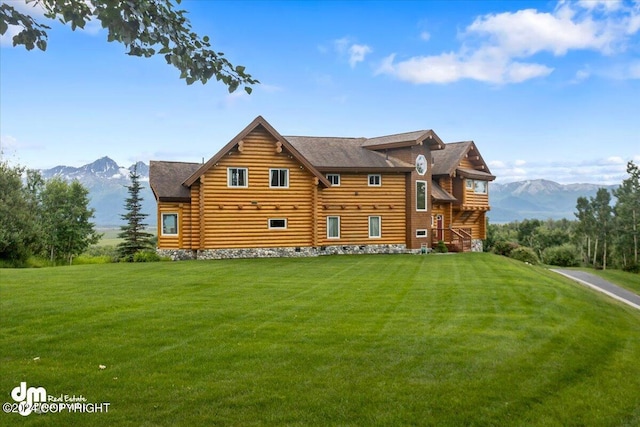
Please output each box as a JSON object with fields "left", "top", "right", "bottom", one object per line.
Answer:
{"left": 1, "top": 253, "right": 639, "bottom": 426}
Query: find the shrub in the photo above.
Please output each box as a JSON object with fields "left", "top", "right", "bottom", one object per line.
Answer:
{"left": 509, "top": 246, "right": 539, "bottom": 265}
{"left": 133, "top": 250, "right": 162, "bottom": 263}
{"left": 434, "top": 240, "right": 448, "bottom": 253}
{"left": 491, "top": 240, "right": 519, "bottom": 257}
{"left": 542, "top": 244, "right": 579, "bottom": 267}
{"left": 72, "top": 255, "right": 114, "bottom": 265}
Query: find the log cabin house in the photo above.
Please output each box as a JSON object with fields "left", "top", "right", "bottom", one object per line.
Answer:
{"left": 149, "top": 116, "right": 495, "bottom": 259}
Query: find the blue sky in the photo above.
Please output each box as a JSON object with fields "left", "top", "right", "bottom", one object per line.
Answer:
{"left": 1, "top": 0, "right": 639, "bottom": 184}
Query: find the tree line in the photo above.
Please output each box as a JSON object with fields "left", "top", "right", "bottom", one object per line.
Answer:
{"left": 1, "top": 161, "right": 154, "bottom": 266}
{"left": 486, "top": 161, "right": 639, "bottom": 273}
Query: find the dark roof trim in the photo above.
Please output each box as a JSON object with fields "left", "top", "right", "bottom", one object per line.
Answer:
{"left": 363, "top": 129, "right": 445, "bottom": 151}
{"left": 183, "top": 116, "right": 331, "bottom": 188}
{"left": 456, "top": 168, "right": 496, "bottom": 181}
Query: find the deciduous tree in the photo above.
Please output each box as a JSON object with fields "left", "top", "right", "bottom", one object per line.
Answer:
{"left": 613, "top": 161, "right": 640, "bottom": 271}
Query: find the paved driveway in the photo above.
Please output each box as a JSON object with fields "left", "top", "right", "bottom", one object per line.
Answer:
{"left": 551, "top": 269, "right": 640, "bottom": 310}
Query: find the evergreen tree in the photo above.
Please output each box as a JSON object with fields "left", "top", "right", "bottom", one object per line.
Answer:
{"left": 117, "top": 164, "right": 154, "bottom": 261}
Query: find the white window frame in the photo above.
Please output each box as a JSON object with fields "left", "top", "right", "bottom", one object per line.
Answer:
{"left": 466, "top": 179, "right": 473, "bottom": 190}
{"left": 161, "top": 213, "right": 178, "bottom": 236}
{"left": 416, "top": 229, "right": 427, "bottom": 238}
{"left": 369, "top": 216, "right": 381, "bottom": 238}
{"left": 368, "top": 174, "right": 381, "bottom": 187}
{"left": 416, "top": 180, "right": 427, "bottom": 211}
{"left": 269, "top": 168, "right": 289, "bottom": 188}
{"left": 227, "top": 167, "right": 248, "bottom": 188}
{"left": 268, "top": 218, "right": 287, "bottom": 229}
{"left": 326, "top": 173, "right": 340, "bottom": 186}
{"left": 474, "top": 180, "right": 488, "bottom": 194}
{"left": 327, "top": 216, "right": 340, "bottom": 239}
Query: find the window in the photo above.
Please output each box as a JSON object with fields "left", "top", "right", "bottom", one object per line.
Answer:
{"left": 268, "top": 218, "right": 287, "bottom": 229}
{"left": 474, "top": 180, "right": 488, "bottom": 194}
{"left": 228, "top": 167, "right": 247, "bottom": 187}
{"left": 162, "top": 213, "right": 178, "bottom": 236}
{"left": 368, "top": 174, "right": 381, "bottom": 186}
{"left": 326, "top": 174, "right": 340, "bottom": 186}
{"left": 416, "top": 229, "right": 427, "bottom": 238}
{"left": 466, "top": 178, "right": 488, "bottom": 194}
{"left": 369, "top": 216, "right": 381, "bottom": 238}
{"left": 327, "top": 216, "right": 340, "bottom": 239}
{"left": 416, "top": 180, "right": 427, "bottom": 211}
{"left": 270, "top": 169, "right": 289, "bottom": 188}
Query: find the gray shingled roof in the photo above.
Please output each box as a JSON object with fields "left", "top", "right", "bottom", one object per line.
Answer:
{"left": 362, "top": 130, "right": 433, "bottom": 147}
{"left": 284, "top": 136, "right": 414, "bottom": 170}
{"left": 431, "top": 180, "right": 457, "bottom": 202}
{"left": 149, "top": 161, "right": 201, "bottom": 201}
{"left": 432, "top": 141, "right": 474, "bottom": 176}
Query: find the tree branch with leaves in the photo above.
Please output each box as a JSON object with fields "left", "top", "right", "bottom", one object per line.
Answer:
{"left": 0, "top": 0, "right": 258, "bottom": 93}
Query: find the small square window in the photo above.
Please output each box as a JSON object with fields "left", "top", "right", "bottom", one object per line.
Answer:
{"left": 416, "top": 229, "right": 427, "bottom": 238}
{"left": 228, "top": 168, "right": 248, "bottom": 187}
{"left": 368, "top": 174, "right": 381, "bottom": 186}
{"left": 162, "top": 213, "right": 178, "bottom": 236}
{"left": 326, "top": 174, "right": 340, "bottom": 186}
{"left": 268, "top": 218, "right": 287, "bottom": 229}
{"left": 270, "top": 169, "right": 289, "bottom": 188}
{"left": 466, "top": 179, "right": 474, "bottom": 190}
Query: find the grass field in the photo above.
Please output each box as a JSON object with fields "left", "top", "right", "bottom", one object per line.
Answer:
{"left": 1, "top": 253, "right": 639, "bottom": 426}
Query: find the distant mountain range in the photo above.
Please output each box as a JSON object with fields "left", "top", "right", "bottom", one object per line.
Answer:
{"left": 40, "top": 156, "right": 155, "bottom": 227}
{"left": 40, "top": 157, "right": 618, "bottom": 226}
{"left": 489, "top": 179, "right": 618, "bottom": 223}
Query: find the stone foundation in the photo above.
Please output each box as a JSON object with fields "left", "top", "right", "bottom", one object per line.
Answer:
{"left": 158, "top": 244, "right": 410, "bottom": 260}
{"left": 471, "top": 239, "right": 484, "bottom": 252}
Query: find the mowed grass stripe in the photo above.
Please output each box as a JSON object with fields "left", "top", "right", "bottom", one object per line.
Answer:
{"left": 1, "top": 254, "right": 639, "bottom": 426}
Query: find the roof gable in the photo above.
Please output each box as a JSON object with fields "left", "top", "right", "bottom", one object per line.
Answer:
{"left": 183, "top": 116, "right": 331, "bottom": 187}
{"left": 432, "top": 141, "right": 494, "bottom": 180}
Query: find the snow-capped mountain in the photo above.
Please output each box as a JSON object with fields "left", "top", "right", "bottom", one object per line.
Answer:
{"left": 490, "top": 179, "right": 618, "bottom": 223}
{"left": 39, "top": 158, "right": 619, "bottom": 226}
{"left": 40, "top": 157, "right": 155, "bottom": 226}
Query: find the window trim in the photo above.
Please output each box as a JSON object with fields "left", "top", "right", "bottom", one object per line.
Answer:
{"left": 368, "top": 174, "right": 381, "bottom": 187}
{"left": 327, "top": 216, "right": 340, "bottom": 239}
{"left": 227, "top": 167, "right": 248, "bottom": 188}
{"left": 416, "top": 229, "right": 427, "bottom": 238}
{"left": 326, "top": 173, "right": 340, "bottom": 186}
{"left": 161, "top": 212, "right": 179, "bottom": 236}
{"left": 416, "top": 180, "right": 427, "bottom": 211}
{"left": 474, "top": 180, "right": 488, "bottom": 194}
{"left": 269, "top": 168, "right": 289, "bottom": 188}
{"left": 368, "top": 215, "right": 381, "bottom": 238}
{"left": 466, "top": 179, "right": 473, "bottom": 190}
{"left": 268, "top": 218, "right": 287, "bottom": 229}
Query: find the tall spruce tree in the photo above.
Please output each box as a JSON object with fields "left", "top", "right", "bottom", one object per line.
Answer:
{"left": 117, "top": 164, "right": 154, "bottom": 261}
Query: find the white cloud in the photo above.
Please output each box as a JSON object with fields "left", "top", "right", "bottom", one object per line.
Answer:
{"left": 420, "top": 31, "right": 431, "bottom": 41}
{"left": 378, "top": 1, "right": 640, "bottom": 85}
{"left": 333, "top": 37, "right": 372, "bottom": 68}
{"left": 348, "top": 44, "right": 372, "bottom": 68}
{"left": 514, "top": 159, "right": 527, "bottom": 166}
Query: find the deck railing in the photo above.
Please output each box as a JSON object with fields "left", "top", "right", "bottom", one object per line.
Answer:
{"left": 431, "top": 228, "right": 472, "bottom": 252}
